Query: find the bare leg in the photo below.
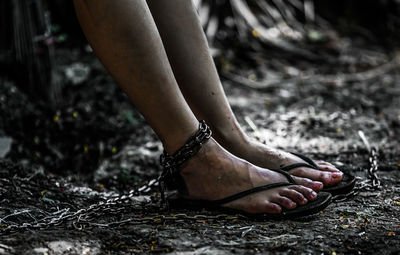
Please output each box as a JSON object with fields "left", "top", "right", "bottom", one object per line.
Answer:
{"left": 74, "top": 0, "right": 198, "bottom": 153}
{"left": 147, "top": 0, "right": 343, "bottom": 186}
{"left": 73, "top": 0, "right": 318, "bottom": 214}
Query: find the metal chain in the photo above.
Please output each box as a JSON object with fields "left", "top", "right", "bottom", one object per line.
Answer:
{"left": 1, "top": 146, "right": 380, "bottom": 233}
{"left": 0, "top": 177, "right": 241, "bottom": 234}
{"left": 332, "top": 147, "right": 380, "bottom": 202}
{"left": 367, "top": 147, "right": 380, "bottom": 188}
{"left": 0, "top": 179, "right": 157, "bottom": 234}
{"left": 159, "top": 120, "right": 212, "bottom": 205}
{"left": 160, "top": 120, "right": 212, "bottom": 171}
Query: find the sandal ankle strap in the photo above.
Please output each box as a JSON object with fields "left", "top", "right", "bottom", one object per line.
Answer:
{"left": 158, "top": 120, "right": 212, "bottom": 206}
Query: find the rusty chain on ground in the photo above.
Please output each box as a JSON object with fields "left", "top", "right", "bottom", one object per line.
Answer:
{"left": 331, "top": 146, "right": 380, "bottom": 202}
{"left": 330, "top": 131, "right": 382, "bottom": 202}
{"left": 0, "top": 177, "right": 243, "bottom": 234}
{"left": 1, "top": 147, "right": 380, "bottom": 234}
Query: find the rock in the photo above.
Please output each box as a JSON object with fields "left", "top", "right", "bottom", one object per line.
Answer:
{"left": 0, "top": 137, "right": 12, "bottom": 158}
{"left": 64, "top": 62, "right": 91, "bottom": 85}
{"left": 167, "top": 246, "right": 230, "bottom": 255}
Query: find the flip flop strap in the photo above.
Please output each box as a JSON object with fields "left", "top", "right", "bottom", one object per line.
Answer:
{"left": 281, "top": 162, "right": 318, "bottom": 172}
{"left": 270, "top": 168, "right": 296, "bottom": 184}
{"left": 280, "top": 152, "right": 319, "bottom": 172}
{"left": 210, "top": 182, "right": 295, "bottom": 205}
{"left": 290, "top": 152, "right": 319, "bottom": 168}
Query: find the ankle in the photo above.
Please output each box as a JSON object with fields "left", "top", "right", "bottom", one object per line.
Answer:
{"left": 179, "top": 138, "right": 215, "bottom": 175}
{"left": 161, "top": 122, "right": 199, "bottom": 154}
{"left": 211, "top": 123, "right": 252, "bottom": 157}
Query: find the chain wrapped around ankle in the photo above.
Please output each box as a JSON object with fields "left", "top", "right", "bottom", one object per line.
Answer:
{"left": 158, "top": 120, "right": 212, "bottom": 207}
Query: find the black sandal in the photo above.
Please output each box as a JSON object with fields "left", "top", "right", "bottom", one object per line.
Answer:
{"left": 158, "top": 121, "right": 332, "bottom": 219}
{"left": 281, "top": 152, "right": 356, "bottom": 196}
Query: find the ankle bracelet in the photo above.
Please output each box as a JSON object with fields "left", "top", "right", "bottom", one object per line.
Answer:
{"left": 158, "top": 120, "right": 212, "bottom": 206}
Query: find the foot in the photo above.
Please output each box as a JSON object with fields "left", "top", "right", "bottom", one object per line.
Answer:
{"left": 222, "top": 137, "right": 343, "bottom": 190}
{"left": 178, "top": 138, "right": 320, "bottom": 214}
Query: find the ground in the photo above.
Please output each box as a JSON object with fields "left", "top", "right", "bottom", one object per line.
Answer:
{"left": 1, "top": 36, "right": 400, "bottom": 254}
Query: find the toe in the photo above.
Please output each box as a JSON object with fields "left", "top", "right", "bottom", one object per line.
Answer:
{"left": 230, "top": 196, "right": 283, "bottom": 214}
{"left": 291, "top": 167, "right": 343, "bottom": 186}
{"left": 279, "top": 188, "right": 307, "bottom": 205}
{"left": 292, "top": 176, "right": 323, "bottom": 191}
{"left": 325, "top": 171, "right": 343, "bottom": 186}
{"left": 315, "top": 161, "right": 341, "bottom": 172}
{"left": 273, "top": 196, "right": 296, "bottom": 210}
{"left": 290, "top": 185, "right": 318, "bottom": 201}
{"left": 263, "top": 202, "right": 282, "bottom": 214}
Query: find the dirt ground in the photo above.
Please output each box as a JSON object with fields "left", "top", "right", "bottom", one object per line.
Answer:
{"left": 1, "top": 34, "right": 400, "bottom": 254}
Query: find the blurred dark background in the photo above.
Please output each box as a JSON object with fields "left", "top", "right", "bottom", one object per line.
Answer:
{"left": 1, "top": 0, "right": 399, "bottom": 178}
{"left": 2, "top": 0, "right": 400, "bottom": 103}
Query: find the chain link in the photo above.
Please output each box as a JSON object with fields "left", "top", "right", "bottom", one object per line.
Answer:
{"left": 1, "top": 177, "right": 241, "bottom": 234}
{"left": 332, "top": 147, "right": 380, "bottom": 202}
{"left": 159, "top": 120, "right": 212, "bottom": 206}
{"left": 1, "top": 179, "right": 157, "bottom": 234}
{"left": 1, "top": 146, "right": 380, "bottom": 233}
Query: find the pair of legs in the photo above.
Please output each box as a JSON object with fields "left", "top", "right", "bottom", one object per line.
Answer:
{"left": 74, "top": 0, "right": 342, "bottom": 214}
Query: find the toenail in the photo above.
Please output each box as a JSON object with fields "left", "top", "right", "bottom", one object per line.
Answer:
{"left": 315, "top": 182, "right": 323, "bottom": 188}
{"left": 311, "top": 191, "right": 317, "bottom": 198}
{"left": 332, "top": 172, "right": 343, "bottom": 179}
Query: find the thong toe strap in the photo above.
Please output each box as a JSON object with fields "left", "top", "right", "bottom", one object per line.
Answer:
{"left": 208, "top": 182, "right": 295, "bottom": 207}
{"left": 169, "top": 186, "right": 333, "bottom": 219}
{"left": 281, "top": 162, "right": 319, "bottom": 172}
{"left": 281, "top": 152, "right": 356, "bottom": 196}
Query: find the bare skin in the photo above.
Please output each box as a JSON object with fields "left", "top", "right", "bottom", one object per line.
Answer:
{"left": 181, "top": 138, "right": 317, "bottom": 214}
{"left": 146, "top": 0, "right": 343, "bottom": 187}
{"left": 74, "top": 0, "right": 198, "bottom": 154}
{"left": 74, "top": 0, "right": 320, "bottom": 214}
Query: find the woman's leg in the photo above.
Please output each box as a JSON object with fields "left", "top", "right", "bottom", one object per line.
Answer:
{"left": 146, "top": 0, "right": 342, "bottom": 186}
{"left": 74, "top": 0, "right": 197, "bottom": 153}
{"left": 73, "top": 0, "right": 318, "bottom": 214}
